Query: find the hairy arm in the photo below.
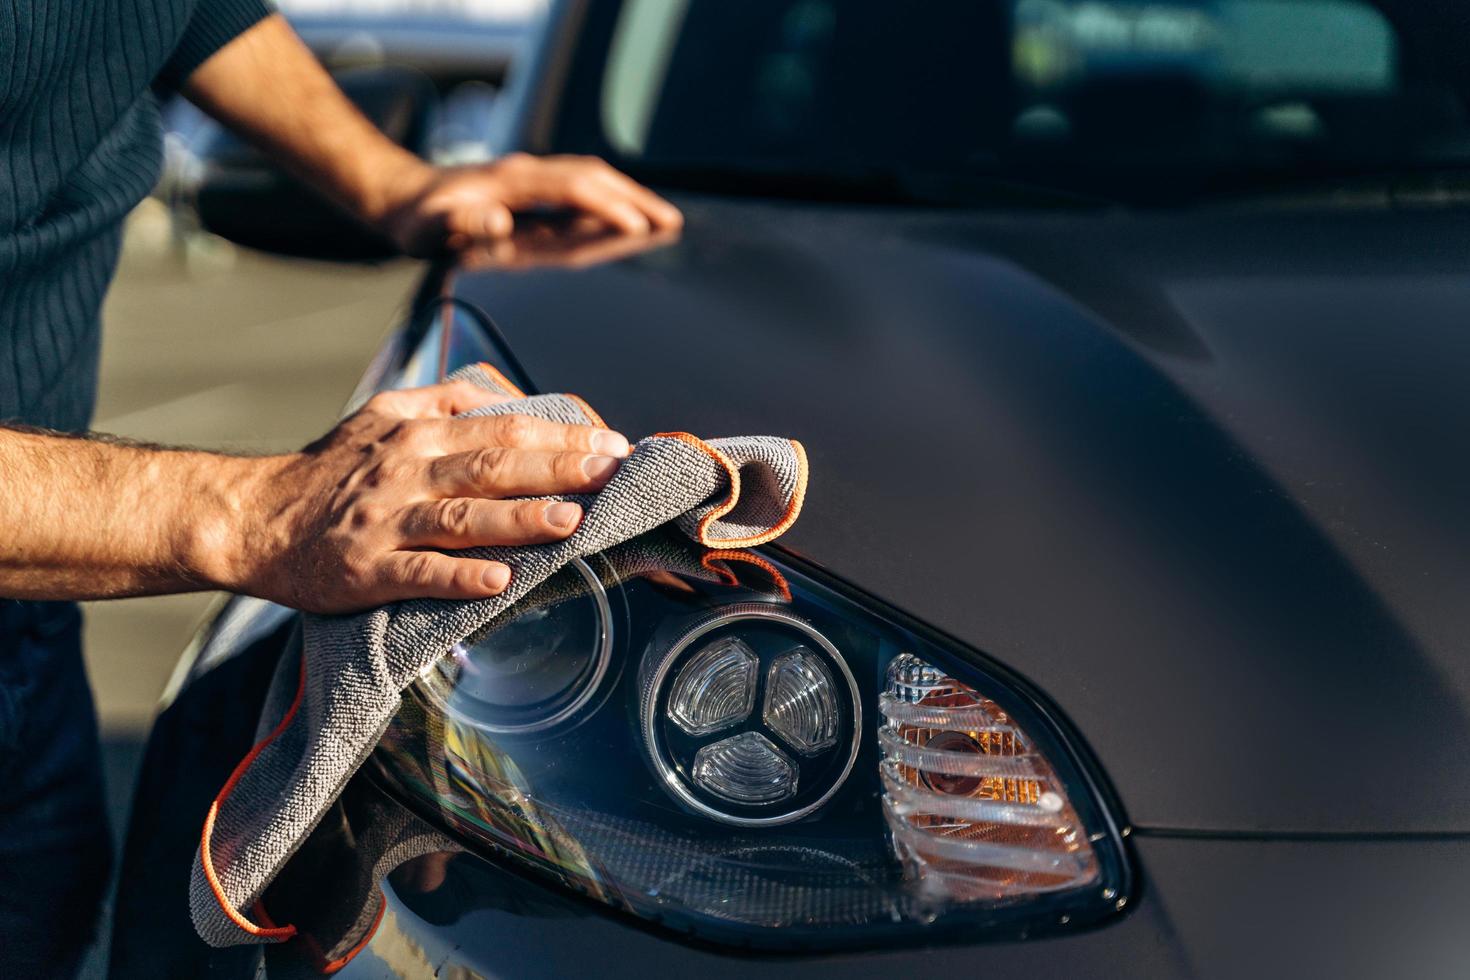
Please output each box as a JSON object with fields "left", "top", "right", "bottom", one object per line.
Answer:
{"left": 0, "top": 428, "right": 262, "bottom": 600}
{"left": 180, "top": 14, "right": 680, "bottom": 255}
{"left": 0, "top": 382, "right": 629, "bottom": 613}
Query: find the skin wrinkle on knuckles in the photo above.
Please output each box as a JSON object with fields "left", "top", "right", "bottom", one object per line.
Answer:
{"left": 290, "top": 374, "right": 633, "bottom": 610}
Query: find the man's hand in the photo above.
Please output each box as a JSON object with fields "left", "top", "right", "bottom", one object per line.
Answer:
{"left": 182, "top": 16, "right": 680, "bottom": 259}
{"left": 0, "top": 382, "right": 629, "bottom": 613}
{"left": 379, "top": 154, "right": 683, "bottom": 257}
{"left": 229, "top": 381, "right": 631, "bottom": 614}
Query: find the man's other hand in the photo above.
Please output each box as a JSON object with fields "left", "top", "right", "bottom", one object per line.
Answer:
{"left": 230, "top": 380, "right": 631, "bottom": 614}
{"left": 379, "top": 153, "right": 683, "bottom": 257}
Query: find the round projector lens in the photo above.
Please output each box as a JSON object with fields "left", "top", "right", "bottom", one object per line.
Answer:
{"left": 429, "top": 558, "right": 613, "bottom": 734}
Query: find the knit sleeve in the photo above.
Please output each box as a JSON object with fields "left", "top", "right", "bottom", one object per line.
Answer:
{"left": 155, "top": 0, "right": 275, "bottom": 91}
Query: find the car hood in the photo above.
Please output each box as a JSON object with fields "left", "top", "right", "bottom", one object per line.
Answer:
{"left": 450, "top": 194, "right": 1470, "bottom": 835}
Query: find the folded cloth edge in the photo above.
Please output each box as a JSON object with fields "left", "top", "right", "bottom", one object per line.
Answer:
{"left": 188, "top": 364, "right": 809, "bottom": 947}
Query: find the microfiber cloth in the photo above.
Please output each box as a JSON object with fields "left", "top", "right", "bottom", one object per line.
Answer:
{"left": 189, "top": 363, "right": 809, "bottom": 948}
{"left": 254, "top": 532, "right": 791, "bottom": 970}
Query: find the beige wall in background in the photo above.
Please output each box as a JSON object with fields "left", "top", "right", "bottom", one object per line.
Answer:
{"left": 85, "top": 201, "right": 421, "bottom": 736}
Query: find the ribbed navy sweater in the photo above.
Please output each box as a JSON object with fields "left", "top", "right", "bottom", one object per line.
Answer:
{"left": 0, "top": 0, "right": 270, "bottom": 432}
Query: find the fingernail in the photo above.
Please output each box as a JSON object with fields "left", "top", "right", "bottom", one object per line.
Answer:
{"left": 482, "top": 563, "right": 511, "bottom": 591}
{"left": 546, "top": 501, "right": 582, "bottom": 529}
{"left": 582, "top": 455, "right": 620, "bottom": 481}
{"left": 593, "top": 431, "right": 630, "bottom": 457}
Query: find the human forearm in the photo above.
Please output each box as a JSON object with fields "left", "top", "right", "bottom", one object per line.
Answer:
{"left": 0, "top": 428, "right": 268, "bottom": 600}
{"left": 180, "top": 14, "right": 429, "bottom": 227}
{"left": 180, "top": 15, "right": 681, "bottom": 255}
{"left": 0, "top": 381, "right": 630, "bottom": 614}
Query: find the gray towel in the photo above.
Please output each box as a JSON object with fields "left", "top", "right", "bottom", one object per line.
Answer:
{"left": 255, "top": 532, "right": 790, "bottom": 969}
{"left": 189, "top": 363, "right": 809, "bottom": 948}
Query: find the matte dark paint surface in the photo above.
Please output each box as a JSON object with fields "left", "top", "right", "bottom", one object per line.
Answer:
{"left": 309, "top": 819, "right": 1470, "bottom": 980}
{"left": 449, "top": 195, "right": 1470, "bottom": 835}
{"left": 113, "top": 198, "right": 1470, "bottom": 976}
{"left": 112, "top": 585, "right": 1470, "bottom": 980}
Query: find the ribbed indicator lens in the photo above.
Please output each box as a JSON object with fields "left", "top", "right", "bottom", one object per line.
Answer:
{"left": 881, "top": 653, "right": 1098, "bottom": 901}
{"left": 667, "top": 637, "right": 758, "bottom": 736}
{"left": 762, "top": 647, "right": 840, "bottom": 754}
{"left": 693, "top": 731, "right": 799, "bottom": 803}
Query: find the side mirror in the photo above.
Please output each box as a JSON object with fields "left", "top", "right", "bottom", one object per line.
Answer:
{"left": 189, "top": 66, "right": 437, "bottom": 261}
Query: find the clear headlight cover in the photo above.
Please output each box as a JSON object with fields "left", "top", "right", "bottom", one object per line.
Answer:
{"left": 372, "top": 535, "right": 1131, "bottom": 951}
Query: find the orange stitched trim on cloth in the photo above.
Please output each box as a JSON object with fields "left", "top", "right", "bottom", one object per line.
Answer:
{"left": 709, "top": 438, "right": 807, "bottom": 548}
{"left": 562, "top": 392, "right": 609, "bottom": 428}
{"left": 257, "top": 891, "right": 387, "bottom": 974}
{"left": 702, "top": 551, "right": 794, "bottom": 601}
{"left": 320, "top": 899, "right": 388, "bottom": 975}
{"left": 654, "top": 435, "right": 807, "bottom": 549}
{"left": 474, "top": 362, "right": 527, "bottom": 399}
{"left": 653, "top": 432, "right": 741, "bottom": 546}
{"left": 701, "top": 554, "right": 741, "bottom": 587}
{"left": 319, "top": 896, "right": 387, "bottom": 974}
{"left": 198, "top": 657, "right": 307, "bottom": 942}
{"left": 251, "top": 887, "right": 385, "bottom": 975}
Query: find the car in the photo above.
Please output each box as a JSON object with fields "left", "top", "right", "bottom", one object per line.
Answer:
{"left": 112, "top": 0, "right": 1470, "bottom": 977}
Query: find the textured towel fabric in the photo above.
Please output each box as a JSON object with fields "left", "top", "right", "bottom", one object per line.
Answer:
{"left": 189, "top": 364, "right": 808, "bottom": 947}
{"left": 259, "top": 783, "right": 462, "bottom": 972}
{"left": 257, "top": 532, "right": 788, "bottom": 967}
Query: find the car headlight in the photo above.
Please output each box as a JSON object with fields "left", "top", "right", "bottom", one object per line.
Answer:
{"left": 372, "top": 534, "right": 1131, "bottom": 951}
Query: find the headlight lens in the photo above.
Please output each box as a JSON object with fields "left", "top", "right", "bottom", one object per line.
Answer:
{"left": 372, "top": 536, "right": 1130, "bottom": 950}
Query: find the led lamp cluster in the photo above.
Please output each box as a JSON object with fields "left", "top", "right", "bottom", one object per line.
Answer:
{"left": 642, "top": 605, "right": 861, "bottom": 826}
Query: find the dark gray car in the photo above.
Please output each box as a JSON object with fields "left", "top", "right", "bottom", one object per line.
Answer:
{"left": 113, "top": 1, "right": 1470, "bottom": 977}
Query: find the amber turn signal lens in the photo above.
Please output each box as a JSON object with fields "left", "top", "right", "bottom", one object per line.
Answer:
{"left": 881, "top": 653, "right": 1099, "bottom": 902}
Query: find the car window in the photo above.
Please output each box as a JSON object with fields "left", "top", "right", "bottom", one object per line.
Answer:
{"left": 563, "top": 0, "right": 1470, "bottom": 204}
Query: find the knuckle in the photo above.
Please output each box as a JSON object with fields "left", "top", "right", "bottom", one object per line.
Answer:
{"left": 450, "top": 563, "right": 483, "bottom": 593}
{"left": 492, "top": 413, "right": 536, "bottom": 445}
{"left": 514, "top": 500, "right": 549, "bottom": 534}
{"left": 468, "top": 446, "right": 511, "bottom": 487}
{"left": 377, "top": 457, "right": 412, "bottom": 485}
{"left": 402, "top": 551, "right": 439, "bottom": 587}
{"left": 364, "top": 391, "right": 395, "bottom": 414}
{"left": 384, "top": 420, "right": 415, "bottom": 445}
{"left": 347, "top": 502, "right": 387, "bottom": 530}
{"left": 395, "top": 419, "right": 435, "bottom": 451}
{"left": 362, "top": 460, "right": 397, "bottom": 488}
{"left": 340, "top": 550, "right": 377, "bottom": 591}
{"left": 446, "top": 379, "right": 481, "bottom": 402}
{"left": 436, "top": 497, "right": 477, "bottom": 537}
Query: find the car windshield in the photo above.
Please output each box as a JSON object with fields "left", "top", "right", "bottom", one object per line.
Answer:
{"left": 551, "top": 0, "right": 1470, "bottom": 204}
